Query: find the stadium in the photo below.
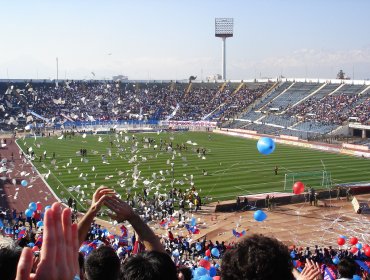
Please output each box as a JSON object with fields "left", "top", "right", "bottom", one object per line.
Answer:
{"left": 1, "top": 2, "right": 370, "bottom": 280}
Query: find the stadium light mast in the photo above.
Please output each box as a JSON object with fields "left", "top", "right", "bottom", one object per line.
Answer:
{"left": 215, "top": 18, "right": 233, "bottom": 80}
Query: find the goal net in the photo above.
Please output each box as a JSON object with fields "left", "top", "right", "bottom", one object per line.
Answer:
{"left": 284, "top": 170, "right": 332, "bottom": 191}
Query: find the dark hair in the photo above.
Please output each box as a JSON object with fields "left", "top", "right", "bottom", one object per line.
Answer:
{"left": 221, "top": 234, "right": 294, "bottom": 280}
{"left": 338, "top": 258, "right": 357, "bottom": 278}
{"left": 178, "top": 265, "right": 192, "bottom": 280}
{"left": 121, "top": 251, "right": 177, "bottom": 280}
{"left": 0, "top": 247, "right": 22, "bottom": 280}
{"left": 85, "top": 246, "right": 120, "bottom": 280}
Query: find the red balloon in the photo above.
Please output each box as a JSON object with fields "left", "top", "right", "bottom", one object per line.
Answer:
{"left": 36, "top": 203, "right": 42, "bottom": 211}
{"left": 349, "top": 237, "right": 358, "bottom": 245}
{"left": 205, "top": 249, "right": 211, "bottom": 257}
{"left": 213, "top": 277, "right": 221, "bottom": 280}
{"left": 292, "top": 181, "right": 305, "bottom": 195}
{"left": 350, "top": 247, "right": 358, "bottom": 254}
{"left": 199, "top": 259, "right": 211, "bottom": 270}
{"left": 32, "top": 246, "right": 39, "bottom": 252}
{"left": 364, "top": 247, "right": 370, "bottom": 257}
{"left": 337, "top": 238, "right": 345, "bottom": 246}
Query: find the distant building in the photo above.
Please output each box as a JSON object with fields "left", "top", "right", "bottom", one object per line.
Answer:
{"left": 112, "top": 75, "right": 128, "bottom": 81}
{"left": 206, "top": 74, "right": 222, "bottom": 81}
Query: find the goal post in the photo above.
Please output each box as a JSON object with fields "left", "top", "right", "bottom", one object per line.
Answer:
{"left": 284, "top": 170, "right": 332, "bottom": 191}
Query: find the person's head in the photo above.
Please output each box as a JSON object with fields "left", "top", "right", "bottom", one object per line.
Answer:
{"left": 338, "top": 258, "right": 357, "bottom": 279}
{"left": 221, "top": 234, "right": 294, "bottom": 280}
{"left": 0, "top": 237, "right": 22, "bottom": 280}
{"left": 177, "top": 265, "right": 192, "bottom": 280}
{"left": 85, "top": 246, "right": 120, "bottom": 280}
{"left": 121, "top": 251, "right": 177, "bottom": 280}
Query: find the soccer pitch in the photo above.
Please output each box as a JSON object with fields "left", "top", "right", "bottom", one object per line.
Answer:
{"left": 17, "top": 131, "right": 370, "bottom": 210}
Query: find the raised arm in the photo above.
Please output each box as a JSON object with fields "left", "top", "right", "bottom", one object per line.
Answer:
{"left": 77, "top": 186, "right": 116, "bottom": 245}
{"left": 16, "top": 202, "right": 79, "bottom": 280}
{"left": 104, "top": 195, "right": 165, "bottom": 253}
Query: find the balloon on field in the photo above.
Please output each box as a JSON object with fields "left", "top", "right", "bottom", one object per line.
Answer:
{"left": 209, "top": 266, "right": 217, "bottom": 277}
{"left": 253, "top": 210, "right": 267, "bottom": 222}
{"left": 349, "top": 237, "right": 358, "bottom": 245}
{"left": 32, "top": 246, "right": 39, "bottom": 252}
{"left": 337, "top": 238, "right": 345, "bottom": 246}
{"left": 196, "top": 243, "right": 202, "bottom": 251}
{"left": 36, "top": 221, "right": 43, "bottom": 227}
{"left": 172, "top": 249, "right": 180, "bottom": 257}
{"left": 211, "top": 248, "right": 220, "bottom": 257}
{"left": 25, "top": 209, "right": 33, "bottom": 218}
{"left": 350, "top": 247, "right": 358, "bottom": 254}
{"left": 292, "top": 181, "right": 305, "bottom": 195}
{"left": 199, "top": 259, "right": 211, "bottom": 270}
{"left": 257, "top": 137, "right": 276, "bottom": 155}
{"left": 356, "top": 243, "right": 362, "bottom": 250}
{"left": 199, "top": 276, "right": 213, "bottom": 280}
{"left": 194, "top": 267, "right": 208, "bottom": 277}
{"left": 364, "top": 247, "right": 370, "bottom": 257}
{"left": 21, "top": 180, "right": 28, "bottom": 187}
{"left": 332, "top": 257, "right": 340, "bottom": 265}
{"left": 29, "top": 202, "right": 37, "bottom": 212}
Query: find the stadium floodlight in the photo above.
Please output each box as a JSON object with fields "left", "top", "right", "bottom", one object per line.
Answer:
{"left": 215, "top": 18, "right": 234, "bottom": 80}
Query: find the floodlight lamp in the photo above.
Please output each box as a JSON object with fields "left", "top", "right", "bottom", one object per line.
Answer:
{"left": 215, "top": 18, "right": 234, "bottom": 38}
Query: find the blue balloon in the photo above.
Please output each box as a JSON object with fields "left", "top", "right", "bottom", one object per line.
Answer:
{"left": 194, "top": 267, "right": 208, "bottom": 278}
{"left": 211, "top": 247, "right": 220, "bottom": 257}
{"left": 25, "top": 209, "right": 33, "bottom": 218}
{"left": 204, "top": 256, "right": 209, "bottom": 261}
{"left": 37, "top": 221, "right": 43, "bottom": 227}
{"left": 196, "top": 243, "right": 202, "bottom": 251}
{"left": 215, "top": 264, "right": 220, "bottom": 269}
{"left": 332, "top": 257, "right": 340, "bottom": 265}
{"left": 27, "top": 242, "right": 35, "bottom": 247}
{"left": 44, "top": 205, "right": 51, "bottom": 211}
{"left": 290, "top": 251, "right": 296, "bottom": 258}
{"left": 340, "top": 235, "right": 347, "bottom": 240}
{"left": 21, "top": 180, "right": 28, "bottom": 187}
{"left": 191, "top": 217, "right": 197, "bottom": 227}
{"left": 257, "top": 137, "right": 276, "bottom": 155}
{"left": 356, "top": 243, "right": 362, "bottom": 249}
{"left": 29, "top": 202, "right": 37, "bottom": 212}
{"left": 253, "top": 210, "right": 267, "bottom": 222}
{"left": 199, "top": 276, "right": 213, "bottom": 280}
{"left": 172, "top": 249, "right": 180, "bottom": 257}
{"left": 353, "top": 275, "right": 361, "bottom": 280}
{"left": 209, "top": 266, "right": 217, "bottom": 277}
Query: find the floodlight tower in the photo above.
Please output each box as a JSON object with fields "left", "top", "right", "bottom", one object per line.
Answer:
{"left": 215, "top": 18, "right": 234, "bottom": 80}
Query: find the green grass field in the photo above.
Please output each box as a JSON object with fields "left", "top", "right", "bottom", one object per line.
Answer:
{"left": 17, "top": 131, "right": 370, "bottom": 210}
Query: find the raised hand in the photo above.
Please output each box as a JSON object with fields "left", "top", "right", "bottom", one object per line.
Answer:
{"left": 104, "top": 195, "right": 135, "bottom": 222}
{"left": 90, "top": 186, "right": 116, "bottom": 214}
{"left": 297, "top": 259, "right": 322, "bottom": 280}
{"left": 16, "top": 203, "right": 79, "bottom": 280}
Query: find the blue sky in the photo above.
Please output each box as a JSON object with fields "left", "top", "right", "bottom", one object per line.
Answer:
{"left": 1, "top": 0, "right": 370, "bottom": 80}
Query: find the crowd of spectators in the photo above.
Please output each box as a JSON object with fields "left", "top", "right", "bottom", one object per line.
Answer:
{"left": 285, "top": 93, "right": 369, "bottom": 125}
{"left": 1, "top": 186, "right": 369, "bottom": 279}
{"left": 0, "top": 81, "right": 271, "bottom": 130}
{"left": 1, "top": 80, "right": 368, "bottom": 133}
